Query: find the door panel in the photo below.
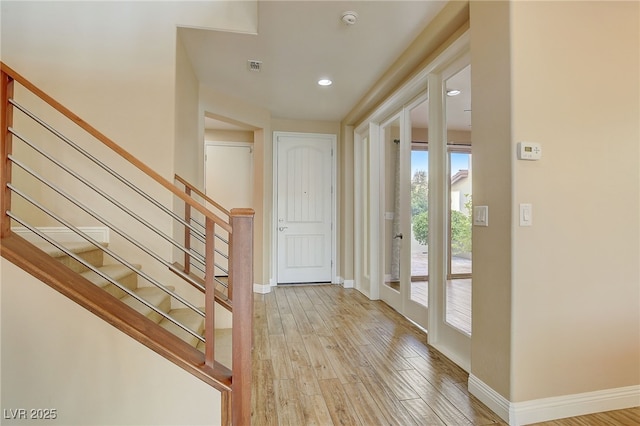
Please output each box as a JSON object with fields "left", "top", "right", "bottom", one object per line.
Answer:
{"left": 276, "top": 133, "right": 333, "bottom": 284}
{"left": 444, "top": 64, "right": 472, "bottom": 336}
{"left": 404, "top": 95, "right": 429, "bottom": 329}
{"left": 379, "top": 116, "right": 402, "bottom": 310}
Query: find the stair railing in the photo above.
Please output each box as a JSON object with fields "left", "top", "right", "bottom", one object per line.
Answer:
{"left": 174, "top": 174, "right": 232, "bottom": 299}
{"left": 0, "top": 62, "right": 253, "bottom": 426}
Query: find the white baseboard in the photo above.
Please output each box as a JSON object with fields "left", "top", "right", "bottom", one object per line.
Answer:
{"left": 335, "top": 276, "right": 354, "bottom": 288}
{"left": 468, "top": 375, "right": 510, "bottom": 422}
{"left": 12, "top": 226, "right": 110, "bottom": 244}
{"left": 253, "top": 283, "right": 271, "bottom": 294}
{"left": 469, "top": 374, "right": 640, "bottom": 426}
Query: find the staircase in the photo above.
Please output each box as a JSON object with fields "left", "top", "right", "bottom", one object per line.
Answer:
{"left": 0, "top": 62, "right": 252, "bottom": 425}
{"left": 42, "top": 240, "right": 210, "bottom": 349}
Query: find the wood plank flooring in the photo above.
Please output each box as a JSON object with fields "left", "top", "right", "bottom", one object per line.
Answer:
{"left": 251, "top": 284, "right": 640, "bottom": 425}
{"left": 252, "top": 284, "right": 502, "bottom": 425}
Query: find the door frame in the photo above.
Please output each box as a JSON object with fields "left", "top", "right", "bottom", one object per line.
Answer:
{"left": 354, "top": 126, "right": 380, "bottom": 299}
{"left": 402, "top": 92, "right": 430, "bottom": 329}
{"left": 271, "top": 131, "right": 337, "bottom": 286}
{"left": 377, "top": 112, "right": 404, "bottom": 312}
{"left": 427, "top": 52, "right": 472, "bottom": 371}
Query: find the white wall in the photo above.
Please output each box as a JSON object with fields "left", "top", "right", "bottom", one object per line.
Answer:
{"left": 0, "top": 2, "right": 258, "bottom": 422}
{"left": 1, "top": 260, "right": 221, "bottom": 425}
{"left": 469, "top": 0, "right": 513, "bottom": 399}
{"left": 470, "top": 1, "right": 639, "bottom": 421}
{"left": 509, "top": 0, "right": 640, "bottom": 402}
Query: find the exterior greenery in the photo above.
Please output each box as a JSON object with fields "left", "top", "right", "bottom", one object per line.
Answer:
{"left": 411, "top": 169, "right": 472, "bottom": 255}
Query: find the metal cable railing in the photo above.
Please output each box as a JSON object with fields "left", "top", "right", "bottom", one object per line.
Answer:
{"left": 2, "top": 62, "right": 255, "bottom": 425}
{"left": 9, "top": 127, "right": 209, "bottom": 270}
{"left": 175, "top": 179, "right": 231, "bottom": 289}
{"left": 8, "top": 154, "right": 209, "bottom": 294}
{"left": 9, "top": 98, "right": 207, "bottom": 242}
{"left": 4, "top": 83, "right": 224, "bottom": 348}
{"left": 6, "top": 180, "right": 207, "bottom": 321}
{"left": 7, "top": 212, "right": 205, "bottom": 343}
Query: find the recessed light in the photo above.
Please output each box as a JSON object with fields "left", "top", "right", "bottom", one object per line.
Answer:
{"left": 318, "top": 79, "right": 332, "bottom": 86}
{"left": 446, "top": 89, "right": 461, "bottom": 97}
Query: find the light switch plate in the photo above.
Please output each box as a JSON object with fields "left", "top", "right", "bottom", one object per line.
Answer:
{"left": 520, "top": 203, "right": 533, "bottom": 226}
{"left": 473, "top": 206, "right": 489, "bottom": 227}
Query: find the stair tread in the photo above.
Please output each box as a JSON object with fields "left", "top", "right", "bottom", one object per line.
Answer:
{"left": 80, "top": 264, "right": 140, "bottom": 287}
{"left": 120, "top": 286, "right": 175, "bottom": 322}
{"left": 34, "top": 241, "right": 105, "bottom": 258}
{"left": 159, "top": 308, "right": 205, "bottom": 347}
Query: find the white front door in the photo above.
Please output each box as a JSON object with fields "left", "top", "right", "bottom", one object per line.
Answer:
{"left": 275, "top": 132, "right": 335, "bottom": 284}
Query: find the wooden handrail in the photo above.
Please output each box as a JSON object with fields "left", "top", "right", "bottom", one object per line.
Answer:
{"left": 0, "top": 234, "right": 233, "bottom": 393}
{"left": 0, "top": 62, "right": 231, "bottom": 234}
{"left": 175, "top": 174, "right": 230, "bottom": 217}
{"left": 1, "top": 61, "right": 255, "bottom": 426}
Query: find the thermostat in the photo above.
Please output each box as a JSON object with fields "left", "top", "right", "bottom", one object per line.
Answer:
{"left": 517, "top": 142, "right": 542, "bottom": 160}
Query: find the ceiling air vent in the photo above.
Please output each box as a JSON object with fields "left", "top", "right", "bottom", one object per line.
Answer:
{"left": 247, "top": 60, "right": 262, "bottom": 72}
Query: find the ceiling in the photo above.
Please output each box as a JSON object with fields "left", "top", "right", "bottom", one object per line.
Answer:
{"left": 180, "top": 1, "right": 450, "bottom": 130}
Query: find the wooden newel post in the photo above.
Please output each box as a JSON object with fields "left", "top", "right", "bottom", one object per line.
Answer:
{"left": 229, "top": 207, "right": 254, "bottom": 426}
{"left": 0, "top": 67, "right": 15, "bottom": 238}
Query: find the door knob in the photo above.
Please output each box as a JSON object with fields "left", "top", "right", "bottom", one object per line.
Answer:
{"left": 394, "top": 233, "right": 403, "bottom": 239}
{"left": 279, "top": 226, "right": 288, "bottom": 232}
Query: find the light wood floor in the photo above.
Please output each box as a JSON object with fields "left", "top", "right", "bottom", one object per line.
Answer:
{"left": 251, "top": 284, "right": 639, "bottom": 425}
{"left": 252, "top": 284, "right": 501, "bottom": 425}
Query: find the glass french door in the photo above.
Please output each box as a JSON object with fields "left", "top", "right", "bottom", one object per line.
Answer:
{"left": 405, "top": 96, "right": 430, "bottom": 326}
{"left": 378, "top": 94, "right": 430, "bottom": 330}
{"left": 379, "top": 115, "right": 403, "bottom": 311}
{"left": 447, "top": 145, "right": 472, "bottom": 335}
{"left": 424, "top": 60, "right": 472, "bottom": 370}
{"left": 410, "top": 142, "right": 429, "bottom": 307}
{"left": 356, "top": 34, "right": 471, "bottom": 370}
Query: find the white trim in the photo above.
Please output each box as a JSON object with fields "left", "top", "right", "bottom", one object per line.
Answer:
{"left": 12, "top": 226, "right": 110, "bottom": 244}
{"left": 469, "top": 374, "right": 640, "bottom": 426}
{"left": 342, "top": 279, "right": 354, "bottom": 289}
{"left": 511, "top": 385, "right": 640, "bottom": 425}
{"left": 468, "top": 374, "right": 511, "bottom": 422}
{"left": 253, "top": 283, "right": 271, "bottom": 294}
{"left": 355, "top": 31, "right": 470, "bottom": 130}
